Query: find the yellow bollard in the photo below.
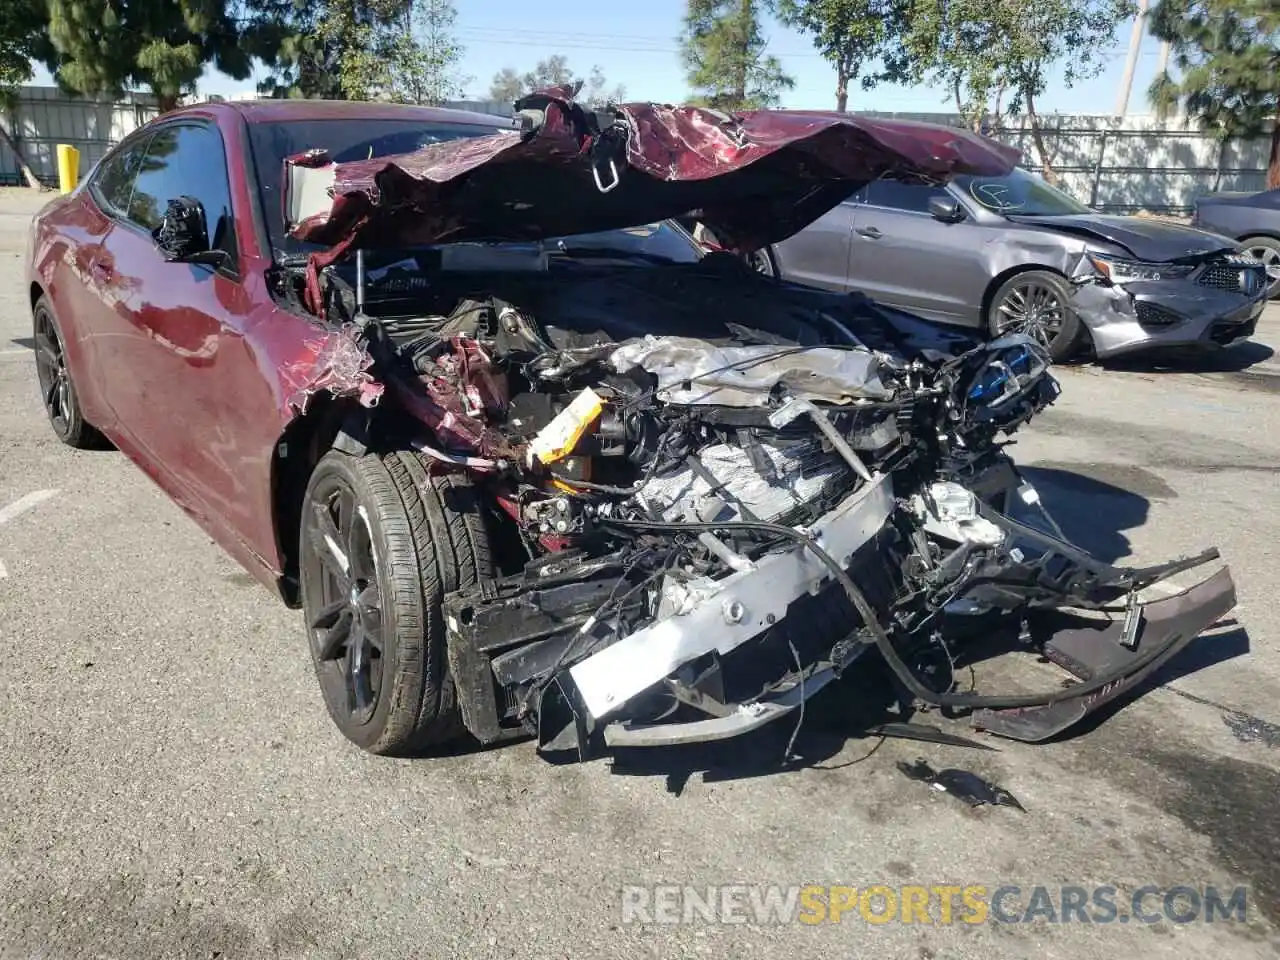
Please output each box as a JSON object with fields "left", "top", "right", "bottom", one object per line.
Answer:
{"left": 56, "top": 144, "right": 80, "bottom": 194}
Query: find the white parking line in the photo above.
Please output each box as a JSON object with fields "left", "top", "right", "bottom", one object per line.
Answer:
{"left": 0, "top": 489, "right": 59, "bottom": 526}
{"left": 0, "top": 489, "right": 59, "bottom": 580}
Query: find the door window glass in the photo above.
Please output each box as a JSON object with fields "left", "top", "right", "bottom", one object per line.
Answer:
{"left": 865, "top": 180, "right": 950, "bottom": 214}
{"left": 91, "top": 136, "right": 153, "bottom": 217}
{"left": 128, "top": 124, "right": 237, "bottom": 259}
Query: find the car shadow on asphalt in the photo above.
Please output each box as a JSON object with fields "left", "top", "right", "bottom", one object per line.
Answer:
{"left": 1091, "top": 339, "right": 1275, "bottom": 375}
{"left": 1016, "top": 464, "right": 1150, "bottom": 563}
{"left": 8, "top": 336, "right": 34, "bottom": 350}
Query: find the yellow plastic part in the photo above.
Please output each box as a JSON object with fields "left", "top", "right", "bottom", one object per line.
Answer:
{"left": 529, "top": 387, "right": 604, "bottom": 465}
{"left": 56, "top": 144, "right": 80, "bottom": 194}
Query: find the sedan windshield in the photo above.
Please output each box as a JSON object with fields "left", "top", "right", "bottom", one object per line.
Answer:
{"left": 248, "top": 118, "right": 699, "bottom": 265}
{"left": 956, "top": 168, "right": 1091, "bottom": 216}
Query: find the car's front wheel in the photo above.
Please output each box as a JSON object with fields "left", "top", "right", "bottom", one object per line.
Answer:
{"left": 299, "top": 449, "right": 492, "bottom": 755}
{"left": 987, "top": 270, "right": 1083, "bottom": 362}
{"left": 32, "top": 296, "right": 107, "bottom": 449}
{"left": 744, "top": 246, "right": 777, "bottom": 278}
{"left": 1238, "top": 236, "right": 1280, "bottom": 299}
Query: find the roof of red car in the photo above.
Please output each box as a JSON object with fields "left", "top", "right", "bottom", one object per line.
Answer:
{"left": 222, "top": 98, "right": 514, "bottom": 128}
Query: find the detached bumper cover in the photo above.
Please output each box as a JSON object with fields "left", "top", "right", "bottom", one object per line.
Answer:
{"left": 972, "top": 565, "right": 1237, "bottom": 741}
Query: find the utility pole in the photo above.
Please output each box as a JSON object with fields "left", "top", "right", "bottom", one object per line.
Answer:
{"left": 1114, "top": 0, "right": 1151, "bottom": 117}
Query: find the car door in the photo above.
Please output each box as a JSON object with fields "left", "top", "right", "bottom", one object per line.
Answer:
{"left": 845, "top": 181, "right": 991, "bottom": 327}
{"left": 51, "top": 135, "right": 154, "bottom": 435}
{"left": 90, "top": 120, "right": 266, "bottom": 527}
{"left": 771, "top": 196, "right": 856, "bottom": 290}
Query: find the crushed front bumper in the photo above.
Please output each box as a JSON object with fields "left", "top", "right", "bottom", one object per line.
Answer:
{"left": 1071, "top": 275, "right": 1266, "bottom": 359}
{"left": 501, "top": 468, "right": 1238, "bottom": 756}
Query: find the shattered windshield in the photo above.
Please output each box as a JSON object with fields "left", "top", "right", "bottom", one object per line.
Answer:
{"left": 249, "top": 118, "right": 700, "bottom": 265}
{"left": 957, "top": 167, "right": 1091, "bottom": 216}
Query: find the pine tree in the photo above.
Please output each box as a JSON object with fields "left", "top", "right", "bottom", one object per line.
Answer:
{"left": 681, "top": 0, "right": 795, "bottom": 110}
{"left": 1149, "top": 0, "right": 1280, "bottom": 188}
{"left": 47, "top": 0, "right": 249, "bottom": 111}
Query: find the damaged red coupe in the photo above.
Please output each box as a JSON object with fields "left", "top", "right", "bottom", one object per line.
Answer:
{"left": 26, "top": 94, "right": 1236, "bottom": 760}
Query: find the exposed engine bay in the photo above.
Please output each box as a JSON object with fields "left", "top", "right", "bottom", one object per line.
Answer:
{"left": 280, "top": 248, "right": 1236, "bottom": 761}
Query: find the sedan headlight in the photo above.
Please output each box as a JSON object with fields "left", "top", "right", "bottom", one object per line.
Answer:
{"left": 1087, "top": 253, "right": 1193, "bottom": 282}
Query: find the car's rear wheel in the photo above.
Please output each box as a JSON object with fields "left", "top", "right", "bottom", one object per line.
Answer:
{"left": 32, "top": 297, "right": 107, "bottom": 449}
{"left": 1238, "top": 236, "right": 1280, "bottom": 299}
{"left": 299, "top": 449, "right": 492, "bottom": 755}
{"left": 987, "top": 270, "right": 1083, "bottom": 362}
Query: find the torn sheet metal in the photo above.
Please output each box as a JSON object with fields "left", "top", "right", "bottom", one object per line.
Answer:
{"left": 610, "top": 336, "right": 893, "bottom": 406}
{"left": 285, "top": 91, "right": 1020, "bottom": 253}
{"left": 280, "top": 324, "right": 384, "bottom": 415}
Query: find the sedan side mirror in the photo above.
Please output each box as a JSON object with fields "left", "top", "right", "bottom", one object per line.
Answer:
{"left": 928, "top": 196, "right": 965, "bottom": 223}
{"left": 155, "top": 196, "right": 228, "bottom": 266}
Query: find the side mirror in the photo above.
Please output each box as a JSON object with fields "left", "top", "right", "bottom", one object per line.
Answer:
{"left": 154, "top": 196, "right": 227, "bottom": 266}
{"left": 928, "top": 195, "right": 965, "bottom": 223}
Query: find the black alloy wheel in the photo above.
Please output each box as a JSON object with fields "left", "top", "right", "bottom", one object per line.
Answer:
{"left": 33, "top": 297, "right": 106, "bottom": 448}
{"left": 304, "top": 469, "right": 386, "bottom": 727}
{"left": 299, "top": 449, "right": 492, "bottom": 755}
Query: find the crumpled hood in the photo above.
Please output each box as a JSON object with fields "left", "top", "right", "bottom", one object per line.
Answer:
{"left": 1004, "top": 213, "right": 1235, "bottom": 261}
{"left": 286, "top": 89, "right": 1020, "bottom": 253}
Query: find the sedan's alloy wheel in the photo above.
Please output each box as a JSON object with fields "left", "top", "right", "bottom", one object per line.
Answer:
{"left": 994, "top": 279, "right": 1067, "bottom": 347}
{"left": 34, "top": 309, "right": 73, "bottom": 437}
{"left": 1242, "top": 242, "right": 1280, "bottom": 295}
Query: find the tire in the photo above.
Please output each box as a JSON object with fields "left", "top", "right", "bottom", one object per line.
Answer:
{"left": 32, "top": 296, "right": 107, "bottom": 449}
{"left": 1238, "top": 236, "right": 1280, "bottom": 300}
{"left": 745, "top": 246, "right": 778, "bottom": 279}
{"left": 299, "top": 449, "right": 493, "bottom": 755}
{"left": 986, "top": 269, "right": 1084, "bottom": 363}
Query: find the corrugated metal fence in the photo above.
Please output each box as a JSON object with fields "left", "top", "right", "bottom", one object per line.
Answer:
{"left": 1, "top": 87, "right": 159, "bottom": 186}
{"left": 3, "top": 88, "right": 1271, "bottom": 213}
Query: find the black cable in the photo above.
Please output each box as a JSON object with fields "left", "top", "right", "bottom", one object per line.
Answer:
{"left": 601, "top": 515, "right": 1186, "bottom": 712}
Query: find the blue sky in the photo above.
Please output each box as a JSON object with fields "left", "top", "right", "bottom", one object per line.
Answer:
{"left": 30, "top": 0, "right": 1174, "bottom": 115}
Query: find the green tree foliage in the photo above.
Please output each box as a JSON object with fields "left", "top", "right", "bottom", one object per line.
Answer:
{"left": 0, "top": 0, "right": 45, "bottom": 185}
{"left": 896, "top": 0, "right": 1132, "bottom": 178}
{"left": 255, "top": 0, "right": 466, "bottom": 103}
{"left": 775, "top": 0, "right": 907, "bottom": 111}
{"left": 1, "top": 0, "right": 44, "bottom": 95}
{"left": 46, "top": 0, "right": 250, "bottom": 111}
{"left": 1149, "top": 0, "right": 1280, "bottom": 188}
{"left": 487, "top": 57, "right": 626, "bottom": 107}
{"left": 681, "top": 0, "right": 794, "bottom": 110}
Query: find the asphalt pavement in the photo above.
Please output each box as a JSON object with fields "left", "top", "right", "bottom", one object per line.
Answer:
{"left": 2, "top": 187, "right": 1280, "bottom": 959}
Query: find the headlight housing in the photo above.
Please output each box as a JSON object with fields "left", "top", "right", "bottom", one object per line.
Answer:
{"left": 1087, "top": 252, "right": 1193, "bottom": 282}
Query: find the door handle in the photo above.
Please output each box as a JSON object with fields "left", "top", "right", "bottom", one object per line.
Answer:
{"left": 855, "top": 226, "right": 883, "bottom": 239}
